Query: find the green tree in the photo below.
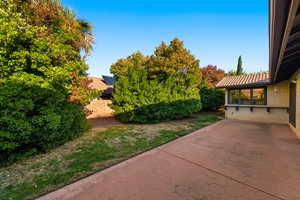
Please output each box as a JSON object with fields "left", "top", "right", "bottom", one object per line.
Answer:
{"left": 14, "top": 0, "right": 95, "bottom": 57}
{"left": 148, "top": 38, "right": 202, "bottom": 81}
{"left": 111, "top": 38, "right": 202, "bottom": 123}
{"left": 236, "top": 56, "right": 244, "bottom": 75}
{"left": 201, "top": 65, "right": 225, "bottom": 88}
{"left": 110, "top": 52, "right": 147, "bottom": 78}
{"left": 0, "top": 0, "right": 94, "bottom": 163}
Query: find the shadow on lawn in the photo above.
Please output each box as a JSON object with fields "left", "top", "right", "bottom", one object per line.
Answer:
{"left": 87, "top": 116, "right": 123, "bottom": 130}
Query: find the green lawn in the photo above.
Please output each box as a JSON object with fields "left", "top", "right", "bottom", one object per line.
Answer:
{"left": 0, "top": 114, "right": 223, "bottom": 200}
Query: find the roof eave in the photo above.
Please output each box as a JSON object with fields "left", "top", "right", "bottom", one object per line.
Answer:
{"left": 269, "top": 0, "right": 300, "bottom": 83}
{"left": 216, "top": 82, "right": 271, "bottom": 89}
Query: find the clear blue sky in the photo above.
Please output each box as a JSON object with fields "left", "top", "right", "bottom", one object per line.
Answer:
{"left": 62, "top": 0, "right": 269, "bottom": 77}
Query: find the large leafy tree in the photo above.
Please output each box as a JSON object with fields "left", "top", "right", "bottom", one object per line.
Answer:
{"left": 12, "top": 0, "right": 97, "bottom": 103}
{"left": 14, "top": 0, "right": 95, "bottom": 56}
{"left": 0, "top": 0, "right": 95, "bottom": 163}
{"left": 111, "top": 38, "right": 202, "bottom": 123}
{"left": 200, "top": 65, "right": 225, "bottom": 111}
{"left": 148, "top": 38, "right": 202, "bottom": 81}
{"left": 110, "top": 52, "right": 147, "bottom": 78}
{"left": 201, "top": 65, "right": 226, "bottom": 88}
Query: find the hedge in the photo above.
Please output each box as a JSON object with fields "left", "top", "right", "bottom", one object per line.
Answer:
{"left": 0, "top": 75, "right": 89, "bottom": 164}
{"left": 112, "top": 68, "right": 202, "bottom": 123}
{"left": 200, "top": 87, "right": 225, "bottom": 110}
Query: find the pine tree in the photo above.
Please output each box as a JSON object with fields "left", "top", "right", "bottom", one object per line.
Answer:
{"left": 236, "top": 56, "right": 243, "bottom": 75}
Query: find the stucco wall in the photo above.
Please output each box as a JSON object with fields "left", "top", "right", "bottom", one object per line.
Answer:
{"left": 289, "top": 69, "right": 300, "bottom": 138}
{"left": 267, "top": 81, "right": 289, "bottom": 107}
{"left": 225, "top": 81, "right": 289, "bottom": 124}
{"left": 225, "top": 107, "right": 289, "bottom": 124}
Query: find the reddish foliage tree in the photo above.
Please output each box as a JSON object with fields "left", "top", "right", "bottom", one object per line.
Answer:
{"left": 201, "top": 65, "right": 225, "bottom": 88}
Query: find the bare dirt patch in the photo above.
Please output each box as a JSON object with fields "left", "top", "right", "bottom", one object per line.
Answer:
{"left": 85, "top": 99, "right": 114, "bottom": 119}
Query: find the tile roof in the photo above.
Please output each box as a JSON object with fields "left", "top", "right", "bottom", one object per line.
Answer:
{"left": 216, "top": 72, "right": 270, "bottom": 88}
{"left": 87, "top": 77, "right": 111, "bottom": 91}
{"left": 102, "top": 75, "right": 115, "bottom": 85}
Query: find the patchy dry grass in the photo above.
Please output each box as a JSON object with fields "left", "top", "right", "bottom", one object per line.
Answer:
{"left": 0, "top": 113, "right": 223, "bottom": 200}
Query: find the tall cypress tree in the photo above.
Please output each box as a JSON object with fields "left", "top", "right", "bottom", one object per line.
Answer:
{"left": 237, "top": 56, "right": 243, "bottom": 75}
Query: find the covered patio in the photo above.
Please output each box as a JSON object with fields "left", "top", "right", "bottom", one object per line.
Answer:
{"left": 39, "top": 120, "right": 300, "bottom": 200}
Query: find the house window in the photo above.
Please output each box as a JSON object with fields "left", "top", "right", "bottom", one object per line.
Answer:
{"left": 252, "top": 88, "right": 265, "bottom": 105}
{"left": 240, "top": 89, "right": 251, "bottom": 104}
{"left": 229, "top": 89, "right": 240, "bottom": 104}
{"left": 228, "top": 87, "right": 266, "bottom": 105}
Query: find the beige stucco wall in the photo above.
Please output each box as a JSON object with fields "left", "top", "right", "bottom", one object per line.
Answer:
{"left": 289, "top": 69, "right": 300, "bottom": 138}
{"left": 225, "top": 81, "right": 290, "bottom": 124}
{"left": 225, "top": 107, "right": 289, "bottom": 124}
{"left": 267, "top": 81, "right": 289, "bottom": 107}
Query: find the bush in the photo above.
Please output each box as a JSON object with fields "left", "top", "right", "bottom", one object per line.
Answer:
{"left": 112, "top": 67, "right": 202, "bottom": 123}
{"left": 0, "top": 0, "right": 93, "bottom": 164}
{"left": 200, "top": 87, "right": 225, "bottom": 110}
{"left": 0, "top": 75, "right": 89, "bottom": 164}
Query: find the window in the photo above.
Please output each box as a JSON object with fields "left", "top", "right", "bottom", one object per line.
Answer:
{"left": 228, "top": 87, "right": 266, "bottom": 105}
{"left": 252, "top": 88, "right": 265, "bottom": 105}
{"left": 229, "top": 89, "right": 240, "bottom": 104}
{"left": 240, "top": 89, "right": 251, "bottom": 105}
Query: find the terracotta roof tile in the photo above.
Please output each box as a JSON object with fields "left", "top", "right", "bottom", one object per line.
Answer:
{"left": 216, "top": 72, "right": 270, "bottom": 88}
{"left": 87, "top": 77, "right": 113, "bottom": 91}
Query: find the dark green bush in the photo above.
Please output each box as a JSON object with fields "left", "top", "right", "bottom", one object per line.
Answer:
{"left": 0, "top": 0, "right": 93, "bottom": 164}
{"left": 200, "top": 87, "right": 225, "bottom": 110}
{"left": 0, "top": 76, "right": 89, "bottom": 164}
{"left": 112, "top": 68, "right": 202, "bottom": 123}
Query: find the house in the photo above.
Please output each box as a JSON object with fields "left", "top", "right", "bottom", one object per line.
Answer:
{"left": 87, "top": 76, "right": 114, "bottom": 97}
{"left": 85, "top": 76, "right": 115, "bottom": 119}
{"left": 216, "top": 0, "right": 300, "bottom": 138}
{"left": 102, "top": 75, "right": 115, "bottom": 86}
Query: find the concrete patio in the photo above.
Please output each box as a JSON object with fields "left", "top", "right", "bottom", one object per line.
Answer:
{"left": 39, "top": 120, "right": 300, "bottom": 200}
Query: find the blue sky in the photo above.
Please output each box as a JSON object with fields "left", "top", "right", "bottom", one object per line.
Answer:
{"left": 62, "top": 0, "right": 269, "bottom": 77}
